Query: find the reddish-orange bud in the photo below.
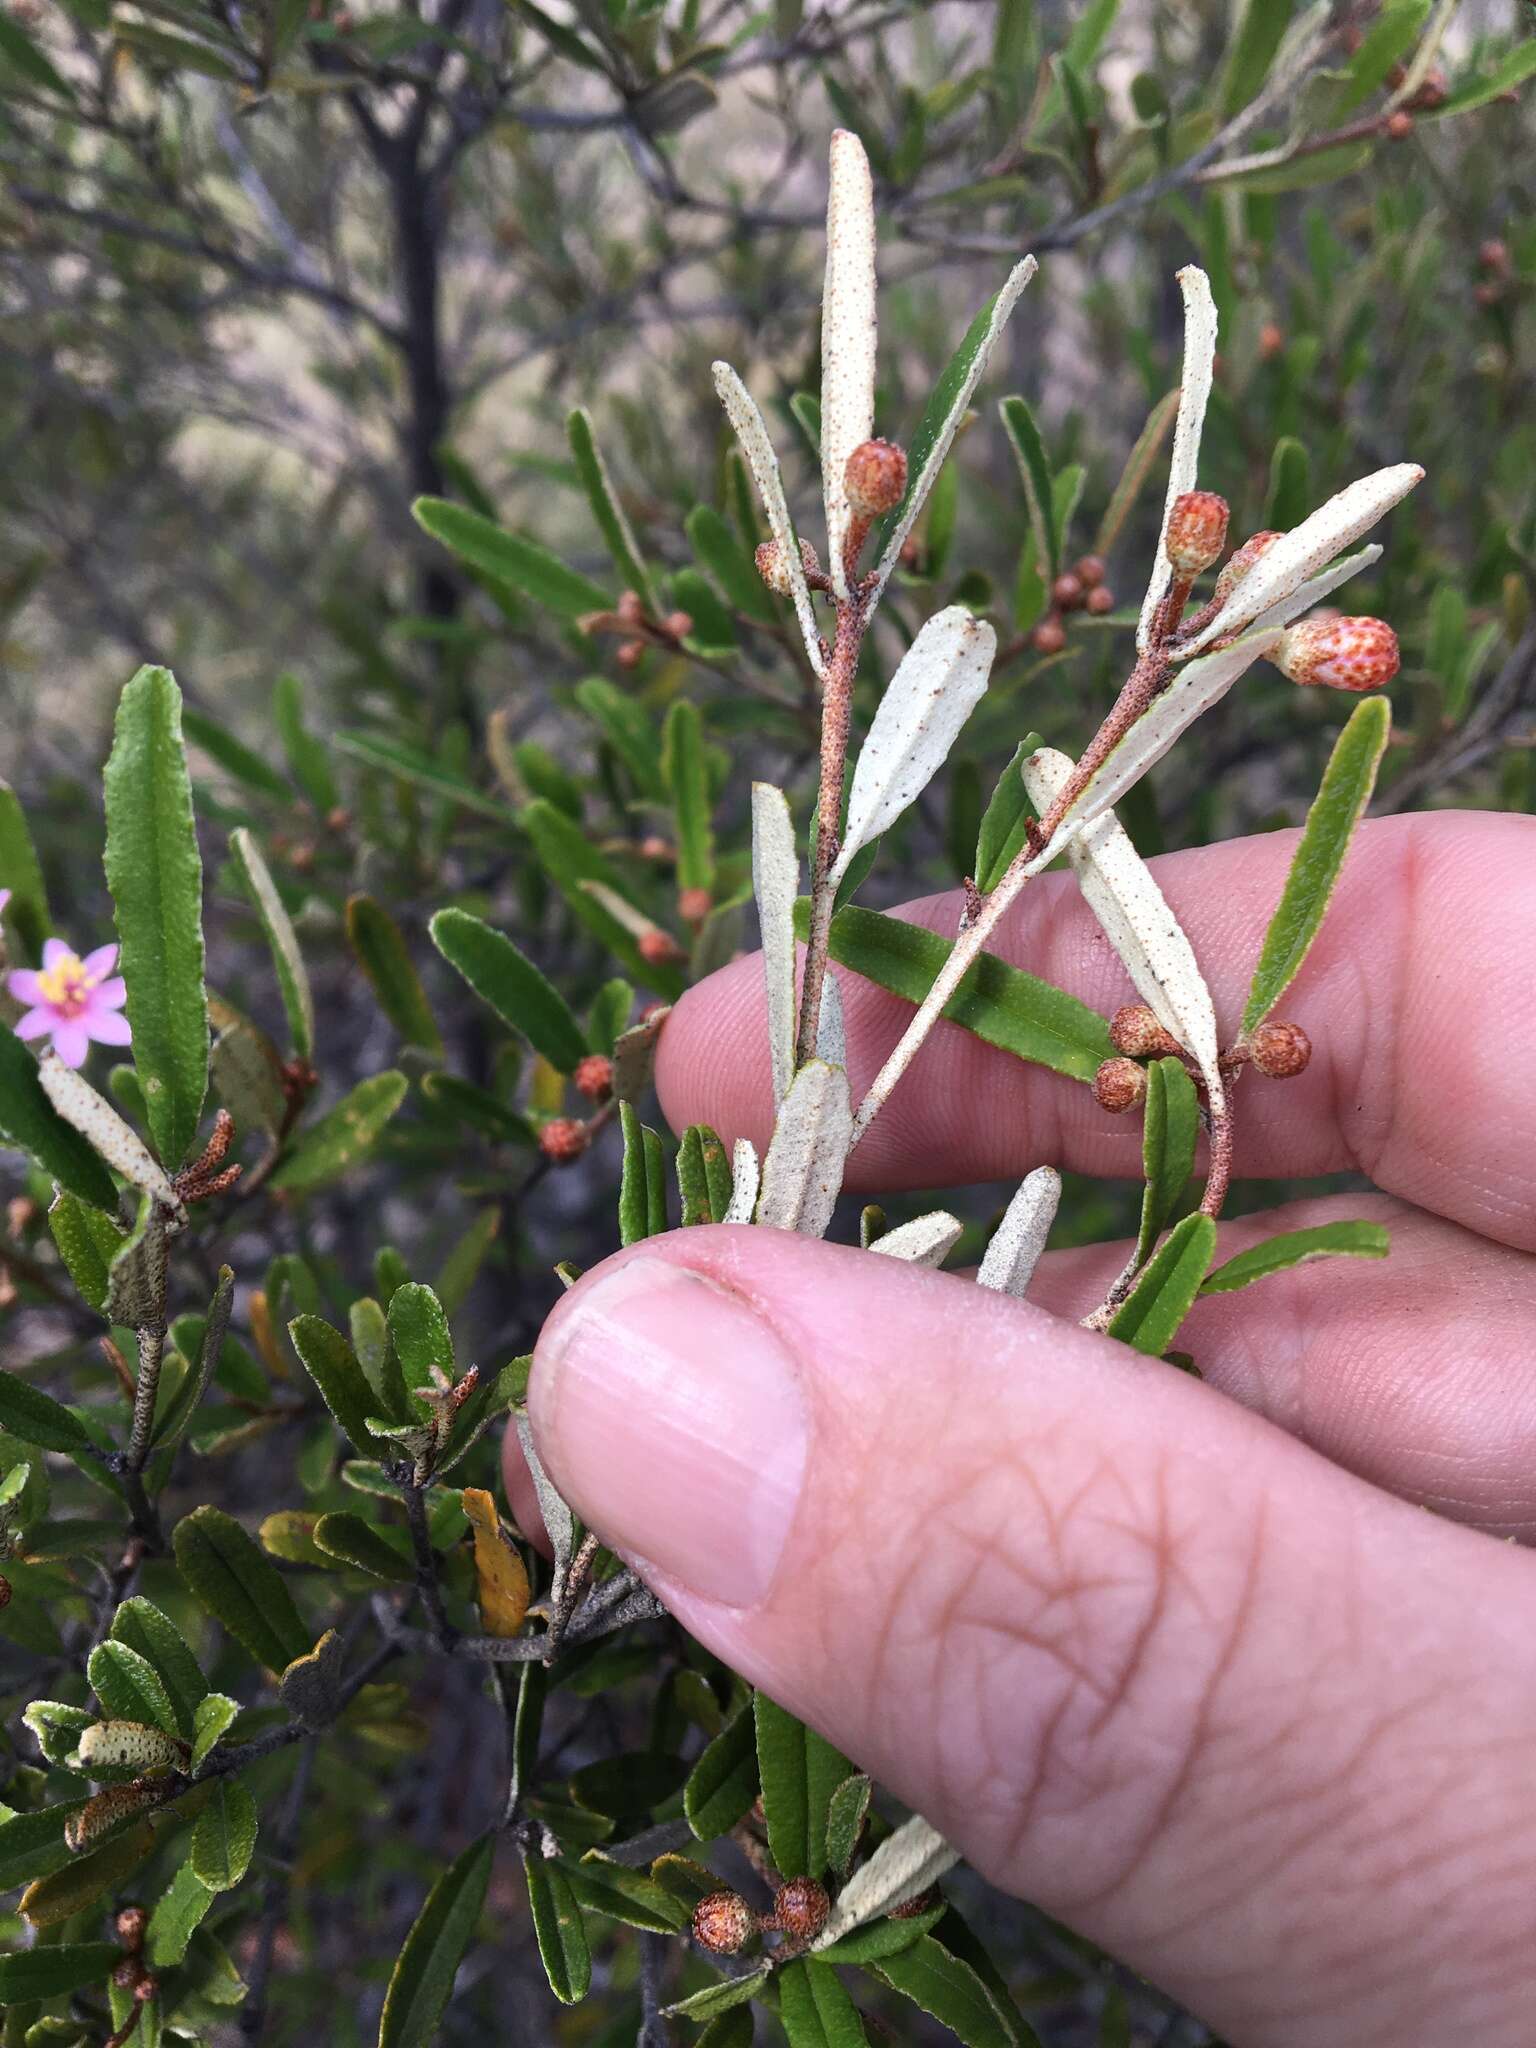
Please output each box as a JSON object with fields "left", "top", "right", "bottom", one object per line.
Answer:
{"left": 616, "top": 589, "right": 645, "bottom": 627}
{"left": 678, "top": 886, "right": 712, "bottom": 925}
{"left": 538, "top": 1118, "right": 589, "bottom": 1164}
{"left": 1479, "top": 238, "right": 1510, "bottom": 274}
{"left": 771, "top": 1877, "right": 830, "bottom": 1943}
{"left": 638, "top": 927, "right": 686, "bottom": 967}
{"left": 616, "top": 639, "right": 645, "bottom": 670}
{"left": 1093, "top": 1057, "right": 1148, "bottom": 1114}
{"left": 1052, "top": 571, "right": 1085, "bottom": 611}
{"left": 572, "top": 1054, "right": 613, "bottom": 1104}
{"left": 1074, "top": 554, "right": 1106, "bottom": 589}
{"left": 1474, "top": 282, "right": 1502, "bottom": 310}
{"left": 1109, "top": 1004, "right": 1182, "bottom": 1060}
{"left": 1386, "top": 109, "right": 1414, "bottom": 140}
{"left": 664, "top": 610, "right": 694, "bottom": 641}
{"left": 693, "top": 1890, "right": 757, "bottom": 1955}
{"left": 1259, "top": 321, "right": 1285, "bottom": 360}
{"left": 754, "top": 540, "right": 791, "bottom": 596}
{"left": 1164, "top": 491, "right": 1230, "bottom": 578}
{"left": 1031, "top": 615, "right": 1067, "bottom": 656}
{"left": 639, "top": 834, "right": 672, "bottom": 862}
{"left": 116, "top": 1906, "right": 148, "bottom": 1950}
{"left": 1277, "top": 615, "right": 1399, "bottom": 692}
{"left": 1410, "top": 66, "right": 1447, "bottom": 109}
{"left": 844, "top": 438, "right": 908, "bottom": 519}
{"left": 1249, "top": 1020, "right": 1312, "bottom": 1079}
{"left": 1213, "top": 530, "right": 1283, "bottom": 608}
{"left": 1085, "top": 584, "right": 1115, "bottom": 615}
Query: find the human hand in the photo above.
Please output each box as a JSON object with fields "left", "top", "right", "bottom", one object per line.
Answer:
{"left": 514, "top": 808, "right": 1536, "bottom": 2048}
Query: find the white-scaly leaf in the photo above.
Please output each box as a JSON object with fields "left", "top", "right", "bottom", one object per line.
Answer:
{"left": 757, "top": 1060, "right": 851, "bottom": 1239}
{"left": 1025, "top": 749, "right": 1223, "bottom": 1114}
{"left": 1247, "top": 542, "right": 1382, "bottom": 638}
{"left": 831, "top": 608, "right": 996, "bottom": 885}
{"left": 976, "top": 1166, "right": 1061, "bottom": 1296}
{"left": 814, "top": 968, "right": 846, "bottom": 1070}
{"left": 1137, "top": 267, "right": 1218, "bottom": 654}
{"left": 821, "top": 129, "right": 878, "bottom": 601}
{"left": 1037, "top": 629, "right": 1282, "bottom": 864}
{"left": 711, "top": 361, "right": 826, "bottom": 679}
{"left": 1179, "top": 463, "right": 1424, "bottom": 657}
{"left": 514, "top": 1409, "right": 574, "bottom": 1576}
{"left": 812, "top": 1816, "right": 960, "bottom": 1951}
{"left": 38, "top": 1052, "right": 185, "bottom": 1224}
{"left": 723, "top": 1137, "right": 760, "bottom": 1225}
{"left": 751, "top": 783, "right": 800, "bottom": 1105}
{"left": 869, "top": 257, "right": 1037, "bottom": 607}
{"left": 868, "top": 1210, "right": 962, "bottom": 1267}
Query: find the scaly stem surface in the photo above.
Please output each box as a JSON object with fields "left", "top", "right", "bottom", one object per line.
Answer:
{"left": 795, "top": 592, "right": 868, "bottom": 1067}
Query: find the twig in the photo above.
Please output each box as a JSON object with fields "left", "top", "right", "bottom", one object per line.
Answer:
{"left": 796, "top": 591, "right": 869, "bottom": 1067}
{"left": 402, "top": 1480, "right": 457, "bottom": 1650}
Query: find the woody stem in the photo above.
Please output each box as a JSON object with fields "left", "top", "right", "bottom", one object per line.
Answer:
{"left": 796, "top": 594, "right": 867, "bottom": 1068}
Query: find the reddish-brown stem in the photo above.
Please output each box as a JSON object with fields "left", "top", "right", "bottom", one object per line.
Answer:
{"left": 1035, "top": 647, "right": 1172, "bottom": 846}
{"left": 795, "top": 593, "right": 868, "bottom": 1067}
{"left": 1199, "top": 1098, "right": 1235, "bottom": 1218}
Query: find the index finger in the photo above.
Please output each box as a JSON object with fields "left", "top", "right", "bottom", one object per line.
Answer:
{"left": 656, "top": 810, "right": 1536, "bottom": 1251}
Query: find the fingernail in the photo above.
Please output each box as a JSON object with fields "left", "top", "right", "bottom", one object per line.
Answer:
{"left": 530, "top": 1256, "right": 809, "bottom": 1608}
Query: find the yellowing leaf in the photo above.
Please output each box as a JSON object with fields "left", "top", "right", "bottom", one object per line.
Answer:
{"left": 462, "top": 1487, "right": 531, "bottom": 1637}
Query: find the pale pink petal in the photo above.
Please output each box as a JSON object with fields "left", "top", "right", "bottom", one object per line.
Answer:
{"left": 41, "top": 936, "right": 72, "bottom": 970}
{"left": 0, "top": 889, "right": 10, "bottom": 915}
{"left": 92, "top": 977, "right": 128, "bottom": 1010}
{"left": 84, "top": 1006, "right": 132, "bottom": 1047}
{"left": 16, "top": 1006, "right": 58, "bottom": 1039}
{"left": 8, "top": 970, "right": 43, "bottom": 1006}
{"left": 52, "top": 1021, "right": 89, "bottom": 1067}
{"left": 81, "top": 943, "right": 119, "bottom": 980}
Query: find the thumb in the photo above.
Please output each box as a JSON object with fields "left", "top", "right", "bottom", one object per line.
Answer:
{"left": 524, "top": 1226, "right": 1536, "bottom": 2048}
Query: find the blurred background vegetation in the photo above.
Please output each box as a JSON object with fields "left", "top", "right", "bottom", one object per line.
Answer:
{"left": 1, "top": 0, "right": 1534, "bottom": 2041}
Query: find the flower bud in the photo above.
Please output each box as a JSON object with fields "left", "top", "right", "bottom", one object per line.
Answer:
{"left": 638, "top": 928, "right": 687, "bottom": 967}
{"left": 1031, "top": 615, "right": 1066, "bottom": 656}
{"left": 616, "top": 639, "right": 644, "bottom": 670}
{"left": 1386, "top": 109, "right": 1414, "bottom": 140}
{"left": 1475, "top": 282, "right": 1502, "bottom": 310}
{"left": 572, "top": 1054, "right": 613, "bottom": 1104}
{"left": 639, "top": 835, "right": 672, "bottom": 862}
{"left": 1479, "top": 238, "right": 1510, "bottom": 274}
{"left": 664, "top": 610, "right": 694, "bottom": 641}
{"left": 1109, "top": 1004, "right": 1182, "bottom": 1060}
{"left": 116, "top": 1906, "right": 148, "bottom": 1950}
{"left": 1085, "top": 584, "right": 1114, "bottom": 615}
{"left": 1212, "top": 530, "right": 1283, "bottom": 608}
{"left": 771, "top": 1876, "right": 830, "bottom": 1943}
{"left": 1052, "top": 572, "right": 1085, "bottom": 611}
{"left": 1259, "top": 321, "right": 1285, "bottom": 360}
{"left": 678, "top": 885, "right": 712, "bottom": 925}
{"left": 1093, "top": 1057, "right": 1148, "bottom": 1114}
{"left": 844, "top": 438, "right": 908, "bottom": 519}
{"left": 1249, "top": 1019, "right": 1311, "bottom": 1079}
{"left": 693, "top": 1890, "right": 757, "bottom": 1955}
{"left": 755, "top": 541, "right": 791, "bottom": 596}
{"left": 1410, "top": 66, "right": 1447, "bottom": 109}
{"left": 1074, "top": 554, "right": 1106, "bottom": 589}
{"left": 1164, "top": 491, "right": 1230, "bottom": 578}
{"left": 616, "top": 589, "right": 645, "bottom": 627}
{"left": 1276, "top": 616, "right": 1399, "bottom": 692}
{"left": 538, "top": 1118, "right": 589, "bottom": 1164}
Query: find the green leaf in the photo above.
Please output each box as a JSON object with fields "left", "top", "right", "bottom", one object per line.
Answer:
{"left": 1219, "top": 0, "right": 1294, "bottom": 115}
{"left": 825, "top": 1772, "right": 872, "bottom": 1878}
{"left": 0, "top": 10, "right": 76, "bottom": 95}
{"left": 272, "top": 671, "right": 339, "bottom": 813}
{"left": 677, "top": 1122, "right": 732, "bottom": 1226}
{"left": 414, "top": 496, "right": 610, "bottom": 619}
{"left": 754, "top": 1692, "right": 851, "bottom": 1881}
{"left": 47, "top": 1192, "right": 125, "bottom": 1313}
{"left": 815, "top": 1905, "right": 946, "bottom": 1964}
{"left": 973, "top": 736, "right": 1044, "bottom": 893}
{"left": 344, "top": 896, "right": 442, "bottom": 1055}
{"left": 780, "top": 1959, "right": 868, "bottom": 2046}
{"left": 521, "top": 799, "right": 685, "bottom": 997}
{"left": 89, "top": 1639, "right": 180, "bottom": 1737}
{"left": 191, "top": 1778, "right": 258, "bottom": 1891}
{"left": 182, "top": 706, "right": 291, "bottom": 799}
{"left": 190, "top": 1692, "right": 240, "bottom": 1772}
{"left": 0, "top": 1024, "right": 119, "bottom": 1207}
{"left": 1108, "top": 1212, "right": 1217, "bottom": 1357}
{"left": 665, "top": 1968, "right": 771, "bottom": 2023}
{"left": 173, "top": 1504, "right": 309, "bottom": 1672}
{"left": 0, "top": 1944, "right": 118, "bottom": 2005}
{"left": 110, "top": 1598, "right": 207, "bottom": 1738}
{"left": 617, "top": 1100, "right": 655, "bottom": 1247}
{"left": 696, "top": 2012, "right": 757, "bottom": 2048}
{"left": 312, "top": 1511, "right": 414, "bottom": 1582}
{"left": 0, "top": 1369, "right": 97, "bottom": 1456}
{"left": 386, "top": 1281, "right": 454, "bottom": 1392}
{"left": 797, "top": 902, "right": 1115, "bottom": 1082}
{"left": 1434, "top": 38, "right": 1536, "bottom": 116}
{"left": 685, "top": 1702, "right": 760, "bottom": 1840}
{"left": 335, "top": 730, "right": 512, "bottom": 821}
{"left": 270, "top": 1071, "right": 408, "bottom": 1192}
{"left": 0, "top": 776, "right": 50, "bottom": 954}
{"left": 1094, "top": 388, "right": 1179, "bottom": 558}
{"left": 567, "top": 1751, "right": 688, "bottom": 1820}
{"left": 1241, "top": 696, "right": 1392, "bottom": 1034}
{"left": 231, "top": 827, "right": 314, "bottom": 1061}
{"left": 1201, "top": 1219, "right": 1391, "bottom": 1293}
{"left": 103, "top": 664, "right": 209, "bottom": 1168}
{"left": 568, "top": 407, "right": 655, "bottom": 610}
{"left": 147, "top": 1860, "right": 215, "bottom": 1967}
{"left": 663, "top": 699, "right": 716, "bottom": 894}
{"left": 1264, "top": 435, "right": 1311, "bottom": 532}
{"left": 1136, "top": 1058, "right": 1200, "bottom": 1265}
{"left": 686, "top": 503, "right": 777, "bottom": 623}
{"left": 435, "top": 1206, "right": 499, "bottom": 1316}
{"left": 875, "top": 1935, "right": 1024, "bottom": 2048}
{"left": 573, "top": 677, "right": 666, "bottom": 801}
{"left": 418, "top": 1071, "right": 536, "bottom": 1148}
{"left": 1335, "top": 0, "right": 1431, "bottom": 113}
{"left": 288, "top": 1314, "right": 380, "bottom": 1447}
{"left": 523, "top": 1849, "right": 591, "bottom": 2004}
{"left": 561, "top": 1854, "right": 690, "bottom": 1934}
{"left": 878, "top": 285, "right": 1010, "bottom": 556}
{"left": 672, "top": 566, "right": 738, "bottom": 655}
{"left": 0, "top": 1798, "right": 86, "bottom": 1892}
{"left": 429, "top": 909, "right": 585, "bottom": 1072}
{"left": 999, "top": 396, "right": 1057, "bottom": 580}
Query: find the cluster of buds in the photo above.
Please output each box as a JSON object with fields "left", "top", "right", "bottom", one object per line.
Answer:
{"left": 691, "top": 1874, "right": 832, "bottom": 1958}
{"left": 106, "top": 1905, "right": 158, "bottom": 2047}
{"left": 1475, "top": 237, "right": 1512, "bottom": 310}
{"left": 1031, "top": 553, "right": 1116, "bottom": 656}
{"left": 538, "top": 1049, "right": 625, "bottom": 1163}
{"left": 1093, "top": 1004, "right": 1313, "bottom": 1117}
{"left": 612, "top": 587, "right": 695, "bottom": 671}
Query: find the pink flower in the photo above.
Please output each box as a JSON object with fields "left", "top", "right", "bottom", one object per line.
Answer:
{"left": 9, "top": 937, "right": 132, "bottom": 1068}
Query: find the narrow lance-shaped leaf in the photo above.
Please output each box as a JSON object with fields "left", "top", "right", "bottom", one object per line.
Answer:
{"left": 567, "top": 406, "right": 655, "bottom": 610}
{"left": 430, "top": 908, "right": 585, "bottom": 1072}
{"left": 757, "top": 1060, "right": 852, "bottom": 1240}
{"left": 821, "top": 128, "right": 878, "bottom": 599}
{"left": 288, "top": 1313, "right": 380, "bottom": 1447}
{"left": 379, "top": 1834, "right": 494, "bottom": 2048}
{"left": 103, "top": 664, "right": 209, "bottom": 1167}
{"left": 231, "top": 827, "right": 313, "bottom": 1061}
{"left": 976, "top": 1166, "right": 1061, "bottom": 1297}
{"left": 0, "top": 1366, "right": 100, "bottom": 1456}
{"left": 0, "top": 1027, "right": 117, "bottom": 1209}
{"left": 684, "top": 1702, "right": 760, "bottom": 1839}
{"left": 875, "top": 1934, "right": 1032, "bottom": 2048}
{"left": 752, "top": 782, "right": 800, "bottom": 1105}
{"left": 1138, "top": 266, "right": 1218, "bottom": 653}
{"left": 1136, "top": 1058, "right": 1201, "bottom": 1264}
{"left": 109, "top": 1598, "right": 207, "bottom": 1739}
{"left": 1247, "top": 540, "right": 1386, "bottom": 639}
{"left": 832, "top": 609, "right": 996, "bottom": 885}
{"left": 1201, "top": 1219, "right": 1391, "bottom": 1294}
{"left": 173, "top": 1504, "right": 309, "bottom": 1672}
{"left": 1094, "top": 387, "right": 1179, "bottom": 559}
{"left": 779, "top": 1958, "right": 869, "bottom": 2047}
{"left": 269, "top": 1070, "right": 407, "bottom": 1193}
{"left": 1107, "top": 1212, "right": 1217, "bottom": 1358}
{"left": 524, "top": 1850, "right": 591, "bottom": 2005}
{"left": 0, "top": 776, "right": 49, "bottom": 955}
{"left": 999, "top": 396, "right": 1057, "bottom": 582}
{"left": 871, "top": 256, "right": 1037, "bottom": 605}
{"left": 191, "top": 1778, "right": 258, "bottom": 1892}
{"left": 413, "top": 496, "right": 610, "bottom": 620}
{"left": 686, "top": 503, "right": 777, "bottom": 624}
{"left": 755, "top": 1691, "right": 852, "bottom": 1880}
{"left": 521, "top": 799, "right": 685, "bottom": 999}
{"left": 37, "top": 1053, "right": 184, "bottom": 1218}
{"left": 347, "top": 896, "right": 442, "bottom": 1056}
{"left": 663, "top": 698, "right": 715, "bottom": 894}
{"left": 1181, "top": 463, "right": 1425, "bottom": 655}
{"left": 1242, "top": 695, "right": 1391, "bottom": 1035}
{"left": 711, "top": 361, "right": 825, "bottom": 678}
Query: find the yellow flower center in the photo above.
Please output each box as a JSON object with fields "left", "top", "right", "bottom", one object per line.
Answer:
{"left": 35, "top": 952, "right": 95, "bottom": 1018}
